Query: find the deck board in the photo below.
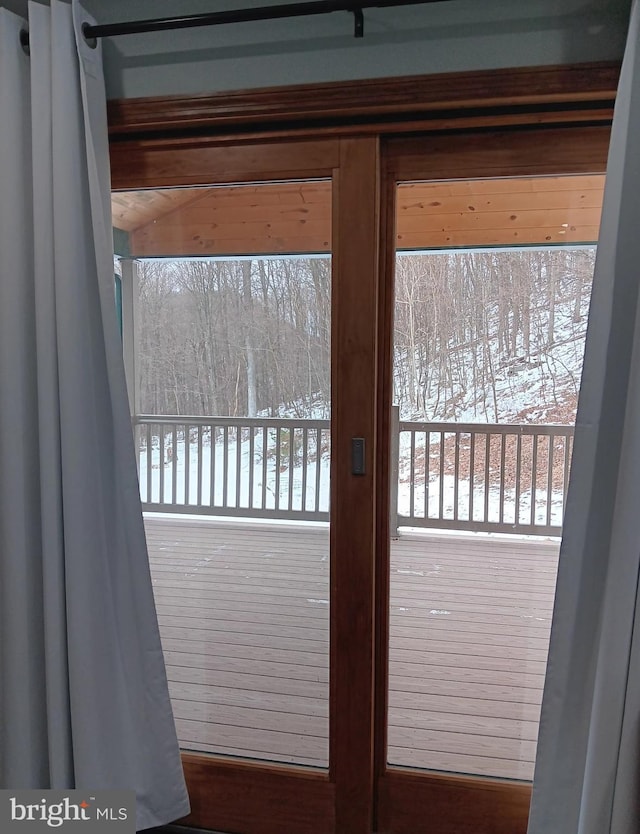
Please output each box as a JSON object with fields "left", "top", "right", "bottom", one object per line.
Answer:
{"left": 144, "top": 515, "right": 559, "bottom": 779}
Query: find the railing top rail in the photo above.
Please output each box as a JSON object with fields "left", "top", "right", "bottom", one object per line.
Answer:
{"left": 134, "top": 414, "right": 331, "bottom": 429}
{"left": 134, "top": 414, "right": 573, "bottom": 436}
{"left": 399, "top": 421, "right": 575, "bottom": 436}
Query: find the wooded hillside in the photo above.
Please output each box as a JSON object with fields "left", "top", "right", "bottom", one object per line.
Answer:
{"left": 133, "top": 246, "right": 595, "bottom": 424}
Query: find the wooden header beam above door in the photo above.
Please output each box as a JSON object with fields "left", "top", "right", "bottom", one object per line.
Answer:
{"left": 107, "top": 62, "right": 619, "bottom": 144}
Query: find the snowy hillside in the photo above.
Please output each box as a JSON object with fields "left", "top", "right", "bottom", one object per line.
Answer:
{"left": 393, "top": 247, "right": 594, "bottom": 425}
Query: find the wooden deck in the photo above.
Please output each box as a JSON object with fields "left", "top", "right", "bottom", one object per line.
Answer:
{"left": 144, "top": 516, "right": 559, "bottom": 781}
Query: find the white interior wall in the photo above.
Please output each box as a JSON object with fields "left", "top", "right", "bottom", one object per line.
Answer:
{"left": 81, "top": 0, "right": 630, "bottom": 100}
{"left": 0, "top": 0, "right": 630, "bottom": 100}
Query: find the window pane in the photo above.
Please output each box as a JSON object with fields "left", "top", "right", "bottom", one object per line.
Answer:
{"left": 388, "top": 174, "right": 604, "bottom": 779}
{"left": 114, "top": 181, "right": 332, "bottom": 768}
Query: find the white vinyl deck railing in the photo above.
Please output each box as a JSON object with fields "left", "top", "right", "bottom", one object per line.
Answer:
{"left": 134, "top": 411, "right": 573, "bottom": 535}
{"left": 134, "top": 415, "right": 331, "bottom": 521}
{"left": 392, "top": 410, "right": 573, "bottom": 536}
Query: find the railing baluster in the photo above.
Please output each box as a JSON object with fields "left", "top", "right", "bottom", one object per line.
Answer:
{"left": 185, "top": 424, "right": 191, "bottom": 505}
{"left": 515, "top": 432, "right": 522, "bottom": 527}
{"left": 223, "top": 425, "right": 229, "bottom": 508}
{"left": 261, "top": 426, "right": 268, "bottom": 510}
{"left": 288, "top": 427, "right": 295, "bottom": 511}
{"left": 439, "top": 431, "right": 445, "bottom": 520}
{"left": 249, "top": 427, "right": 255, "bottom": 510}
{"left": 409, "top": 429, "right": 416, "bottom": 519}
{"left": 235, "top": 425, "right": 242, "bottom": 508}
{"left": 197, "top": 425, "right": 203, "bottom": 506}
{"left": 211, "top": 424, "right": 217, "bottom": 507}
{"left": 302, "top": 427, "right": 309, "bottom": 512}
{"left": 546, "top": 433, "right": 554, "bottom": 528}
{"left": 159, "top": 425, "right": 165, "bottom": 505}
{"left": 173, "top": 426, "right": 179, "bottom": 505}
{"left": 146, "top": 423, "right": 152, "bottom": 503}
{"left": 453, "top": 430, "right": 460, "bottom": 521}
{"left": 531, "top": 433, "right": 538, "bottom": 527}
{"left": 424, "top": 430, "right": 429, "bottom": 520}
{"left": 275, "top": 427, "right": 281, "bottom": 511}
{"left": 484, "top": 433, "right": 490, "bottom": 524}
{"left": 469, "top": 431, "right": 475, "bottom": 522}
{"left": 315, "top": 428, "right": 322, "bottom": 513}
{"left": 499, "top": 434, "right": 506, "bottom": 525}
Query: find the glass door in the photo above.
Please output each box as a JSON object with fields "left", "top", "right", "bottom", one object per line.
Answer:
{"left": 111, "top": 126, "right": 610, "bottom": 834}
{"left": 376, "top": 129, "right": 607, "bottom": 834}
{"left": 112, "top": 136, "right": 381, "bottom": 834}
{"left": 388, "top": 173, "right": 602, "bottom": 778}
{"left": 116, "top": 180, "right": 332, "bottom": 769}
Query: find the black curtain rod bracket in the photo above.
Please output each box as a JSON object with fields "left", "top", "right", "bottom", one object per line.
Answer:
{"left": 20, "top": 0, "right": 454, "bottom": 47}
{"left": 353, "top": 8, "right": 364, "bottom": 38}
{"left": 19, "top": 27, "right": 29, "bottom": 54}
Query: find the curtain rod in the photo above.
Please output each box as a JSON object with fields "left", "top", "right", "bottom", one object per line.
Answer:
{"left": 20, "top": 0, "right": 456, "bottom": 49}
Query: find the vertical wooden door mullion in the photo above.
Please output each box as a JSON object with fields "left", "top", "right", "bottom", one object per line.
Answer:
{"left": 331, "top": 136, "right": 381, "bottom": 834}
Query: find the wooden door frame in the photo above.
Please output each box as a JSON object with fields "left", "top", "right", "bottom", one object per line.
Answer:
{"left": 108, "top": 62, "right": 615, "bottom": 834}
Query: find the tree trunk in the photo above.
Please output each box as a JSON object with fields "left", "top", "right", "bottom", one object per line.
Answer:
{"left": 242, "top": 260, "right": 257, "bottom": 417}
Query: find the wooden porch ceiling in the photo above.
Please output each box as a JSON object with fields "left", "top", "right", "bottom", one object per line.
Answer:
{"left": 112, "top": 174, "right": 604, "bottom": 258}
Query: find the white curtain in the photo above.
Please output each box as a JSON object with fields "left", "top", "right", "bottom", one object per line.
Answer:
{"left": 528, "top": 3, "right": 640, "bottom": 833}
{"left": 0, "top": 2, "right": 189, "bottom": 829}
